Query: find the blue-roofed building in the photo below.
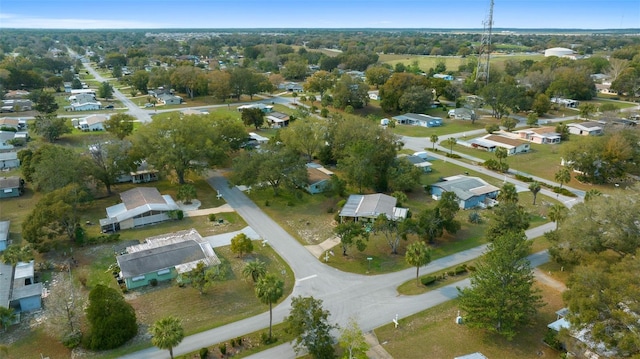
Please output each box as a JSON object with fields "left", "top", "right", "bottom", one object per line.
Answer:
{"left": 431, "top": 175, "right": 500, "bottom": 209}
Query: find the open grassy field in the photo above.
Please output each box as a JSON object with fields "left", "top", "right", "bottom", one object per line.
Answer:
{"left": 379, "top": 53, "right": 544, "bottom": 72}
{"left": 375, "top": 280, "right": 564, "bottom": 359}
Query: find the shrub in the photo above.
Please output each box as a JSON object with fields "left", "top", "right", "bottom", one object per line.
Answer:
{"left": 149, "top": 278, "right": 158, "bottom": 287}
{"left": 421, "top": 275, "right": 437, "bottom": 286}
{"left": 208, "top": 213, "right": 216, "bottom": 222}
{"left": 320, "top": 108, "right": 329, "bottom": 117}
{"left": 445, "top": 153, "right": 461, "bottom": 159}
{"left": 236, "top": 337, "right": 243, "bottom": 346}
{"left": 264, "top": 200, "right": 270, "bottom": 207}
{"left": 62, "top": 331, "right": 82, "bottom": 349}
{"left": 468, "top": 211, "right": 482, "bottom": 224}
{"left": 447, "top": 271, "right": 455, "bottom": 276}
{"left": 219, "top": 343, "right": 226, "bottom": 356}
{"left": 467, "top": 265, "right": 477, "bottom": 272}
{"left": 230, "top": 338, "right": 236, "bottom": 347}
{"left": 515, "top": 174, "right": 534, "bottom": 182}
{"left": 199, "top": 347, "right": 209, "bottom": 359}
{"left": 553, "top": 187, "right": 577, "bottom": 197}
{"left": 455, "top": 265, "right": 468, "bottom": 275}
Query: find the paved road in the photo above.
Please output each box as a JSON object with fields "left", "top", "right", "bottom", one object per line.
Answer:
{"left": 122, "top": 171, "right": 555, "bottom": 359}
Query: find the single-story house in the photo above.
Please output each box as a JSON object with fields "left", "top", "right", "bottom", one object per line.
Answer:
{"left": 596, "top": 83, "right": 615, "bottom": 95}
{"left": 67, "top": 101, "right": 102, "bottom": 111}
{"left": 305, "top": 163, "right": 333, "bottom": 194}
{"left": 567, "top": 122, "right": 603, "bottom": 136}
{"left": 0, "top": 117, "right": 21, "bottom": 131}
{"left": 551, "top": 97, "right": 579, "bottom": 108}
{"left": 513, "top": 126, "right": 562, "bottom": 144}
{"left": 278, "top": 82, "right": 304, "bottom": 93}
{"left": 0, "top": 131, "right": 17, "bottom": 150}
{"left": 368, "top": 90, "right": 380, "bottom": 101}
{"left": 266, "top": 112, "right": 290, "bottom": 128}
{"left": 431, "top": 175, "right": 500, "bottom": 209}
{"left": 3, "top": 90, "right": 30, "bottom": 99}
{"left": 470, "top": 134, "right": 530, "bottom": 155}
{"left": 70, "top": 89, "right": 96, "bottom": 96}
{"left": 339, "top": 193, "right": 408, "bottom": 222}
{"left": 148, "top": 88, "right": 174, "bottom": 98}
{"left": 433, "top": 73, "right": 454, "bottom": 81}
{"left": 0, "top": 220, "right": 9, "bottom": 251}
{"left": 2, "top": 99, "right": 33, "bottom": 112}
{"left": 158, "top": 94, "right": 183, "bottom": 105}
{"left": 0, "top": 261, "right": 43, "bottom": 314}
{"left": 116, "top": 228, "right": 221, "bottom": 290}
{"left": 248, "top": 132, "right": 269, "bottom": 145}
{"left": 99, "top": 187, "right": 179, "bottom": 233}
{"left": 448, "top": 108, "right": 476, "bottom": 121}
{"left": 78, "top": 114, "right": 108, "bottom": 131}
{"left": 69, "top": 93, "right": 96, "bottom": 104}
{"left": 0, "top": 176, "right": 24, "bottom": 198}
{"left": 548, "top": 308, "right": 617, "bottom": 359}
{"left": 237, "top": 103, "right": 273, "bottom": 113}
{"left": 402, "top": 155, "right": 432, "bottom": 172}
{"left": 63, "top": 82, "right": 72, "bottom": 92}
{"left": 0, "top": 151, "right": 20, "bottom": 169}
{"left": 393, "top": 113, "right": 443, "bottom": 128}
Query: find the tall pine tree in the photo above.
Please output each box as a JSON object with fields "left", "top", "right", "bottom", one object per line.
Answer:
{"left": 457, "top": 231, "right": 543, "bottom": 340}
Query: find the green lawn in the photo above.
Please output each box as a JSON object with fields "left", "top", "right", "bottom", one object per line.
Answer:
{"left": 375, "top": 281, "right": 564, "bottom": 359}
{"left": 379, "top": 53, "right": 544, "bottom": 72}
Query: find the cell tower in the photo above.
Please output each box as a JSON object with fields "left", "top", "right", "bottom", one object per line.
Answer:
{"left": 475, "top": 0, "right": 494, "bottom": 84}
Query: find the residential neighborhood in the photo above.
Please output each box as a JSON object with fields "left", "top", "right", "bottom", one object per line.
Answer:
{"left": 0, "top": 9, "right": 639, "bottom": 359}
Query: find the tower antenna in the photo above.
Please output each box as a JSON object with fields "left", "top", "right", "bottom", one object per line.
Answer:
{"left": 475, "top": 0, "right": 494, "bottom": 84}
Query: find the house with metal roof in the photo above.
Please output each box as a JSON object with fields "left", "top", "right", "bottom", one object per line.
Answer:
{"left": 401, "top": 155, "right": 433, "bottom": 172}
{"left": 0, "top": 152, "right": 20, "bottom": 169}
{"left": 339, "top": 193, "right": 408, "bottom": 222}
{"left": 431, "top": 175, "right": 500, "bottom": 209}
{"left": 99, "top": 187, "right": 179, "bottom": 233}
{"left": 0, "top": 260, "right": 43, "bottom": 315}
{"left": 116, "top": 228, "right": 220, "bottom": 290}
{"left": 567, "top": 122, "right": 603, "bottom": 136}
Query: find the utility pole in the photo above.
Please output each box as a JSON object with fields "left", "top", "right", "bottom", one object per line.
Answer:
{"left": 475, "top": 0, "right": 494, "bottom": 85}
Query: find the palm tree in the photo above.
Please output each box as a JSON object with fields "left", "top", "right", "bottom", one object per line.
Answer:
{"left": 548, "top": 204, "right": 568, "bottom": 231}
{"left": 430, "top": 134, "right": 439, "bottom": 151}
{"left": 405, "top": 241, "right": 432, "bottom": 286}
{"left": 529, "top": 181, "right": 541, "bottom": 205}
{"left": 494, "top": 147, "right": 508, "bottom": 164}
{"left": 149, "top": 316, "right": 185, "bottom": 359}
{"left": 255, "top": 273, "right": 284, "bottom": 341}
{"left": 584, "top": 189, "right": 602, "bottom": 202}
{"left": 497, "top": 183, "right": 519, "bottom": 205}
{"left": 554, "top": 167, "right": 571, "bottom": 190}
{"left": 445, "top": 137, "right": 457, "bottom": 154}
{"left": 242, "top": 259, "right": 267, "bottom": 283}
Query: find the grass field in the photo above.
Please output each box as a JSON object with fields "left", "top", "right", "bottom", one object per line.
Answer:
{"left": 379, "top": 53, "right": 544, "bottom": 73}
{"left": 375, "top": 281, "right": 564, "bottom": 359}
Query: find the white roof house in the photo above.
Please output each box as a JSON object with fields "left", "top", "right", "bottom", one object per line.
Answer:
{"left": 567, "top": 122, "right": 603, "bottom": 136}
{"left": 544, "top": 47, "right": 576, "bottom": 58}
{"left": 470, "top": 134, "right": 530, "bottom": 155}
{"left": 339, "top": 193, "right": 407, "bottom": 221}
{"left": 100, "top": 187, "right": 179, "bottom": 232}
{"left": 78, "top": 114, "right": 108, "bottom": 131}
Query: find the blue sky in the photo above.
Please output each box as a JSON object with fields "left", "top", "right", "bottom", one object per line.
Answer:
{"left": 0, "top": 0, "right": 638, "bottom": 29}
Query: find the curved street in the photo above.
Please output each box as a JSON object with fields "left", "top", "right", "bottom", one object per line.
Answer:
{"left": 77, "top": 56, "right": 604, "bottom": 358}
{"left": 122, "top": 170, "right": 554, "bottom": 359}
